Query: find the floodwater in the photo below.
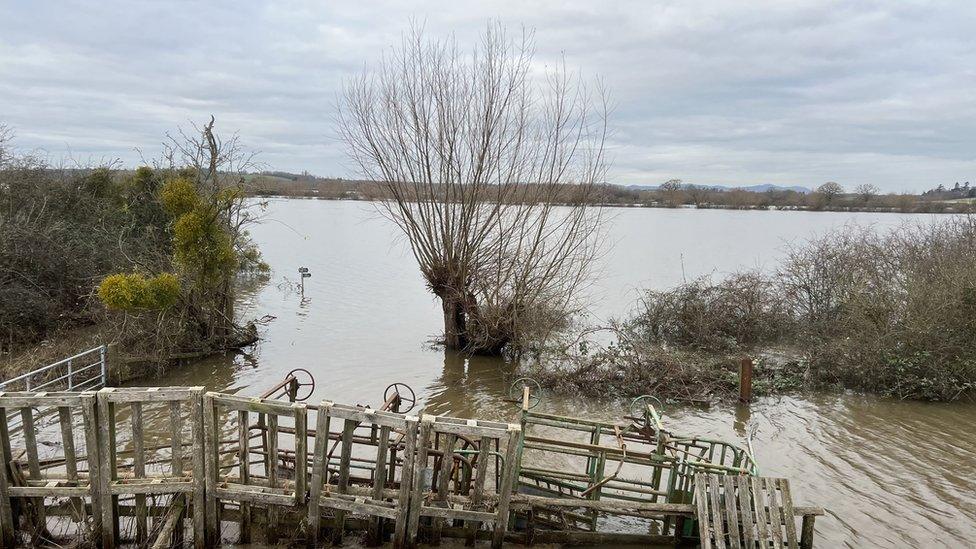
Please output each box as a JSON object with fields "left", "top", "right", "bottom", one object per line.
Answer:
{"left": 146, "top": 199, "right": 976, "bottom": 548}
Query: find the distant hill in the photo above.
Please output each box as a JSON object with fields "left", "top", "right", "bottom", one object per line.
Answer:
{"left": 627, "top": 183, "right": 811, "bottom": 194}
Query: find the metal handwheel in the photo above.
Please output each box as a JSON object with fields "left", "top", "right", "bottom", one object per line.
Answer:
{"left": 508, "top": 377, "right": 542, "bottom": 410}
{"left": 285, "top": 368, "right": 316, "bottom": 401}
{"left": 384, "top": 382, "right": 417, "bottom": 413}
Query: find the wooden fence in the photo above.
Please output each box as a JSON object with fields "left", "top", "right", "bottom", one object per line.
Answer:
{"left": 0, "top": 387, "right": 822, "bottom": 548}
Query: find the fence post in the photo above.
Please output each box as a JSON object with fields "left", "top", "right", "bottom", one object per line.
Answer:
{"left": 739, "top": 357, "right": 754, "bottom": 403}
{"left": 100, "top": 345, "right": 108, "bottom": 387}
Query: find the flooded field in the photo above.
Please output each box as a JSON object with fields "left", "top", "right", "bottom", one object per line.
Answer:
{"left": 143, "top": 199, "right": 976, "bottom": 548}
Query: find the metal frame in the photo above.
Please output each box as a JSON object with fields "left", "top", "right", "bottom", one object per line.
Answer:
{"left": 0, "top": 345, "right": 107, "bottom": 392}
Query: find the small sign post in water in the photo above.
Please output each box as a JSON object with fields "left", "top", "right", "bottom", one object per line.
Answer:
{"left": 298, "top": 267, "right": 311, "bottom": 295}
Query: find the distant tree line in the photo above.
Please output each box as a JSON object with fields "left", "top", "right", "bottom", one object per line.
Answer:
{"left": 249, "top": 174, "right": 975, "bottom": 214}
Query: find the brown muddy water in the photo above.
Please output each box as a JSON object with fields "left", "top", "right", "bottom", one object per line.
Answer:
{"left": 140, "top": 199, "right": 976, "bottom": 548}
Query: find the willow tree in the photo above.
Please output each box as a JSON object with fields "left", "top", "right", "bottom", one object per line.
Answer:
{"left": 338, "top": 24, "right": 609, "bottom": 355}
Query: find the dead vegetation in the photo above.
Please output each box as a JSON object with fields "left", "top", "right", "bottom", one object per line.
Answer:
{"left": 534, "top": 217, "right": 976, "bottom": 402}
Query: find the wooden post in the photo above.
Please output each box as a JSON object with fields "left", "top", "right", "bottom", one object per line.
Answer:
{"left": 131, "top": 402, "right": 148, "bottom": 543}
{"left": 739, "top": 357, "right": 754, "bottom": 403}
{"left": 81, "top": 393, "right": 102, "bottom": 539}
{"left": 800, "top": 515, "right": 816, "bottom": 549}
{"left": 0, "top": 406, "right": 15, "bottom": 548}
{"left": 307, "top": 403, "right": 332, "bottom": 547}
{"left": 190, "top": 388, "right": 206, "bottom": 549}
{"left": 97, "top": 389, "right": 117, "bottom": 549}
{"left": 202, "top": 393, "right": 219, "bottom": 547}
{"left": 491, "top": 425, "right": 522, "bottom": 548}
{"left": 393, "top": 416, "right": 418, "bottom": 549}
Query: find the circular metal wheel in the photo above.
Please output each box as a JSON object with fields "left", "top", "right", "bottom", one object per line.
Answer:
{"left": 629, "top": 394, "right": 664, "bottom": 425}
{"left": 508, "top": 377, "right": 542, "bottom": 410}
{"left": 285, "top": 368, "right": 316, "bottom": 402}
{"left": 384, "top": 382, "right": 417, "bottom": 413}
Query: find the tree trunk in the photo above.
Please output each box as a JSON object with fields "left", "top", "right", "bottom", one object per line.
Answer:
{"left": 442, "top": 297, "right": 467, "bottom": 350}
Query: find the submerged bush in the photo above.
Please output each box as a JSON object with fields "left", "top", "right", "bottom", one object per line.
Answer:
{"left": 632, "top": 271, "right": 792, "bottom": 352}
{"left": 544, "top": 217, "right": 976, "bottom": 401}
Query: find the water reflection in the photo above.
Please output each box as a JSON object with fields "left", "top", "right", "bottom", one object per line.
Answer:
{"left": 422, "top": 351, "right": 517, "bottom": 421}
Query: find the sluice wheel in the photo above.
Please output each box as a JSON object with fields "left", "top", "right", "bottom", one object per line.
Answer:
{"left": 629, "top": 394, "right": 664, "bottom": 426}
{"left": 384, "top": 382, "right": 417, "bottom": 413}
{"left": 285, "top": 368, "right": 316, "bottom": 401}
{"left": 508, "top": 377, "right": 542, "bottom": 410}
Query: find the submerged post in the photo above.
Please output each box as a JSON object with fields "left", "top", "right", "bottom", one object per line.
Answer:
{"left": 739, "top": 357, "right": 753, "bottom": 403}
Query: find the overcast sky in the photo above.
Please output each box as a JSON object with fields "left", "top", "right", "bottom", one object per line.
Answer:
{"left": 1, "top": 1, "right": 974, "bottom": 192}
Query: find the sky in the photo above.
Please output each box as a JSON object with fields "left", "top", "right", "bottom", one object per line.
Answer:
{"left": 1, "top": 1, "right": 974, "bottom": 192}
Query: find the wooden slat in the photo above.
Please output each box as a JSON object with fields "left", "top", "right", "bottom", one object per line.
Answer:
{"left": 707, "top": 475, "right": 727, "bottom": 549}
{"left": 294, "top": 403, "right": 307, "bottom": 504}
{"left": 406, "top": 418, "right": 433, "bottom": 544}
{"left": 750, "top": 476, "right": 770, "bottom": 544}
{"left": 778, "top": 478, "right": 799, "bottom": 549}
{"left": 238, "top": 410, "right": 251, "bottom": 542}
{"left": 202, "top": 394, "right": 219, "bottom": 546}
{"left": 81, "top": 393, "right": 102, "bottom": 539}
{"left": 433, "top": 432, "right": 457, "bottom": 543}
{"left": 722, "top": 474, "right": 741, "bottom": 549}
{"left": 267, "top": 413, "right": 280, "bottom": 542}
{"left": 131, "top": 402, "right": 148, "bottom": 543}
{"left": 333, "top": 417, "right": 356, "bottom": 542}
{"left": 466, "top": 435, "right": 491, "bottom": 544}
{"left": 169, "top": 400, "right": 184, "bottom": 547}
{"left": 371, "top": 424, "right": 391, "bottom": 542}
{"left": 393, "top": 416, "right": 418, "bottom": 548}
{"left": 765, "top": 477, "right": 784, "bottom": 549}
{"left": 0, "top": 407, "right": 16, "bottom": 547}
{"left": 308, "top": 404, "right": 332, "bottom": 546}
{"left": 694, "top": 474, "right": 713, "bottom": 549}
{"left": 189, "top": 389, "right": 206, "bottom": 549}
{"left": 491, "top": 426, "right": 521, "bottom": 549}
{"left": 58, "top": 406, "right": 87, "bottom": 524}
{"left": 736, "top": 475, "right": 756, "bottom": 548}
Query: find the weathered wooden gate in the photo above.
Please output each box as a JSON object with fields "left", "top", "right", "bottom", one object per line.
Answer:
{"left": 406, "top": 415, "right": 522, "bottom": 548}
{"left": 96, "top": 387, "right": 206, "bottom": 549}
{"left": 0, "top": 391, "right": 100, "bottom": 546}
{"left": 307, "top": 401, "right": 419, "bottom": 547}
{"left": 202, "top": 391, "right": 307, "bottom": 545}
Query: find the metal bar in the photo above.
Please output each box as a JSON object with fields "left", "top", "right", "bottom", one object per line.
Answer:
{"left": 0, "top": 346, "right": 104, "bottom": 389}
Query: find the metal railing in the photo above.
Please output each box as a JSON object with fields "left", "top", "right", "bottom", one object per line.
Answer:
{"left": 0, "top": 345, "right": 107, "bottom": 392}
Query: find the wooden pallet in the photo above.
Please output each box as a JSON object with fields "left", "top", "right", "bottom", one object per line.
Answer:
{"left": 694, "top": 473, "right": 802, "bottom": 549}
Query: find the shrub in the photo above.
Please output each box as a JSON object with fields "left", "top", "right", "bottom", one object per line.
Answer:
{"left": 555, "top": 217, "right": 976, "bottom": 401}
{"left": 159, "top": 177, "right": 199, "bottom": 217}
{"left": 97, "top": 273, "right": 180, "bottom": 311}
{"left": 631, "top": 272, "right": 792, "bottom": 351}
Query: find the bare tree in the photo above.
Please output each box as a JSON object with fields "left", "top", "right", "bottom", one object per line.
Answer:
{"left": 854, "top": 183, "right": 879, "bottom": 204}
{"left": 685, "top": 184, "right": 710, "bottom": 208}
{"left": 657, "top": 179, "right": 684, "bottom": 207}
{"left": 816, "top": 181, "right": 844, "bottom": 205}
{"left": 338, "top": 23, "right": 609, "bottom": 355}
{"left": 0, "top": 124, "right": 11, "bottom": 169}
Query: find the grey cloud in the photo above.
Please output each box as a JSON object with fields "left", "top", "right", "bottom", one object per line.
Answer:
{"left": 1, "top": 0, "right": 973, "bottom": 191}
